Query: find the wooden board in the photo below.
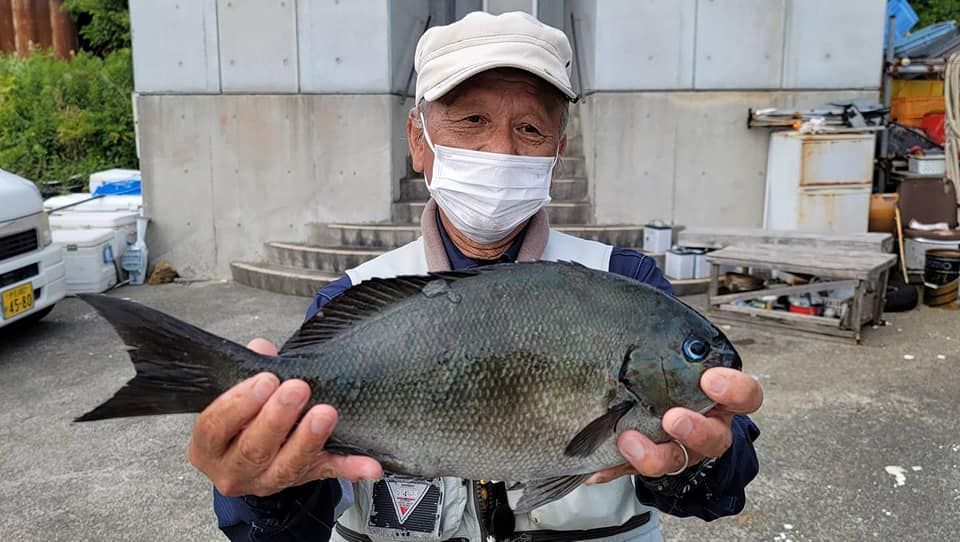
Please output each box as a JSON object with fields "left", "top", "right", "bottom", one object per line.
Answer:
{"left": 709, "top": 312, "right": 859, "bottom": 343}
{"left": 705, "top": 244, "right": 897, "bottom": 280}
{"left": 710, "top": 279, "right": 859, "bottom": 305}
{"left": 678, "top": 227, "right": 894, "bottom": 253}
{"left": 716, "top": 303, "right": 843, "bottom": 328}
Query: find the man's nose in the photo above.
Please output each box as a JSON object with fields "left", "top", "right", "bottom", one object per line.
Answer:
{"left": 485, "top": 124, "right": 517, "bottom": 155}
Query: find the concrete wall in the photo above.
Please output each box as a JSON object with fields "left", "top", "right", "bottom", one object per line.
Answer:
{"left": 582, "top": 90, "right": 878, "bottom": 228}
{"left": 137, "top": 94, "right": 400, "bottom": 277}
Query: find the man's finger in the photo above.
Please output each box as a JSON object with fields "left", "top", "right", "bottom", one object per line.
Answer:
{"left": 189, "top": 373, "right": 279, "bottom": 460}
{"left": 701, "top": 368, "right": 764, "bottom": 414}
{"left": 618, "top": 431, "right": 698, "bottom": 478}
{"left": 585, "top": 463, "right": 636, "bottom": 485}
{"left": 662, "top": 408, "right": 733, "bottom": 459}
{"left": 247, "top": 338, "right": 279, "bottom": 357}
{"left": 228, "top": 379, "right": 310, "bottom": 473}
{"left": 262, "top": 405, "right": 341, "bottom": 490}
{"left": 305, "top": 452, "right": 384, "bottom": 482}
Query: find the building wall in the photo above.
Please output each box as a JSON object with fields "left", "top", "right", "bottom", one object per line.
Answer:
{"left": 565, "top": 0, "right": 885, "bottom": 227}
{"left": 130, "top": 0, "right": 887, "bottom": 277}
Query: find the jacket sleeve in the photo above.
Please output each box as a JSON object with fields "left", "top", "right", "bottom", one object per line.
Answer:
{"left": 212, "top": 276, "right": 354, "bottom": 541}
{"left": 608, "top": 248, "right": 761, "bottom": 520}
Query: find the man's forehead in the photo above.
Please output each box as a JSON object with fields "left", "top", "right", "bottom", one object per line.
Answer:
{"left": 438, "top": 68, "right": 564, "bottom": 109}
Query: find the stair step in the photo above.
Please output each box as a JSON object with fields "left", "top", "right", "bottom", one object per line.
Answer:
{"left": 310, "top": 223, "right": 647, "bottom": 249}
{"left": 231, "top": 261, "right": 340, "bottom": 298}
{"left": 398, "top": 176, "right": 588, "bottom": 203}
{"left": 266, "top": 241, "right": 385, "bottom": 272}
{"left": 392, "top": 201, "right": 591, "bottom": 225}
{"left": 556, "top": 156, "right": 586, "bottom": 178}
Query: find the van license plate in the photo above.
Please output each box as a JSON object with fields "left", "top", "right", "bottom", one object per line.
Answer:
{"left": 2, "top": 283, "right": 34, "bottom": 319}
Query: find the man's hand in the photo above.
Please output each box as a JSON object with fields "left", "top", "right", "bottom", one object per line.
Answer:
{"left": 187, "top": 338, "right": 383, "bottom": 497}
{"left": 586, "top": 367, "right": 763, "bottom": 484}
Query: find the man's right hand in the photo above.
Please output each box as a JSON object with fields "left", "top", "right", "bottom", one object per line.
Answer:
{"left": 187, "top": 338, "right": 383, "bottom": 497}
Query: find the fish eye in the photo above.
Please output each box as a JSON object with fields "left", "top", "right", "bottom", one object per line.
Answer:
{"left": 682, "top": 337, "right": 710, "bottom": 362}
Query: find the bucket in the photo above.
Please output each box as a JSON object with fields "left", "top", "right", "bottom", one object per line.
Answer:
{"left": 923, "top": 249, "right": 960, "bottom": 307}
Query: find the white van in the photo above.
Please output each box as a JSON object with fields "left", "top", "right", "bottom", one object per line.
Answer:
{"left": 0, "top": 169, "right": 65, "bottom": 328}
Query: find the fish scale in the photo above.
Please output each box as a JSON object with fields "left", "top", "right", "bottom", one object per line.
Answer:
{"left": 76, "top": 261, "right": 741, "bottom": 511}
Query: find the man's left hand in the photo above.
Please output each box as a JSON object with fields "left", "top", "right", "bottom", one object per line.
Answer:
{"left": 586, "top": 367, "right": 763, "bottom": 484}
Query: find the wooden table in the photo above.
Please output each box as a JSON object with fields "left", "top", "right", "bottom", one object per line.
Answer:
{"left": 706, "top": 244, "right": 898, "bottom": 343}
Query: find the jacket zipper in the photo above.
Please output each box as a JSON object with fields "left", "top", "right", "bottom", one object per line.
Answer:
{"left": 473, "top": 480, "right": 490, "bottom": 542}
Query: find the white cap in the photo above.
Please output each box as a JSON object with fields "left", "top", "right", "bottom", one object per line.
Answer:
{"left": 414, "top": 11, "right": 577, "bottom": 104}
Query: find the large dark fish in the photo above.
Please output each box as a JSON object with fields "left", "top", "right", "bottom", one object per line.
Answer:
{"left": 77, "top": 261, "right": 741, "bottom": 512}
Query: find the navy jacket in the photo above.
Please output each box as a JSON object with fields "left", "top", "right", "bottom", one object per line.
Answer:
{"left": 214, "top": 225, "right": 760, "bottom": 540}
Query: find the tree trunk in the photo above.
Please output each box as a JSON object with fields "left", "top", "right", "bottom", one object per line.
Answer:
{"left": 10, "top": 0, "right": 35, "bottom": 56}
{"left": 0, "top": 0, "right": 15, "bottom": 54}
{"left": 31, "top": 0, "right": 52, "bottom": 50}
{"left": 48, "top": 0, "right": 75, "bottom": 59}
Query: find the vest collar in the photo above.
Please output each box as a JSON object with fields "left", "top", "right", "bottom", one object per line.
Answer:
{"left": 419, "top": 198, "right": 551, "bottom": 272}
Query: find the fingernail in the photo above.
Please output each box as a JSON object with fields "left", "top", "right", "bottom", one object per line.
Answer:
{"left": 708, "top": 374, "right": 728, "bottom": 396}
{"left": 253, "top": 375, "right": 276, "bottom": 401}
{"left": 671, "top": 416, "right": 693, "bottom": 439}
{"left": 620, "top": 433, "right": 646, "bottom": 461}
{"left": 279, "top": 385, "right": 305, "bottom": 407}
{"left": 310, "top": 408, "right": 334, "bottom": 435}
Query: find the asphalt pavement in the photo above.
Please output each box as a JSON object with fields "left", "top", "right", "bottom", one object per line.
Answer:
{"left": 0, "top": 280, "right": 957, "bottom": 541}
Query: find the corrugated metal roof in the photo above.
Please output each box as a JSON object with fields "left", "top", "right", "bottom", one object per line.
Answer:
{"left": 896, "top": 21, "right": 960, "bottom": 58}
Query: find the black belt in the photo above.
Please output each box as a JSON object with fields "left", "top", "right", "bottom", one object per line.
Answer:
{"left": 506, "top": 513, "right": 652, "bottom": 542}
{"left": 335, "top": 512, "right": 651, "bottom": 542}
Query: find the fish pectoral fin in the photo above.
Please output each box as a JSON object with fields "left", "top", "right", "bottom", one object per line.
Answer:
{"left": 514, "top": 474, "right": 590, "bottom": 514}
{"left": 323, "top": 438, "right": 374, "bottom": 457}
{"left": 563, "top": 401, "right": 635, "bottom": 458}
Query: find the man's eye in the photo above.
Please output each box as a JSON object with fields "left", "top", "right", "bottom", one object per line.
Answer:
{"left": 522, "top": 124, "right": 542, "bottom": 135}
{"left": 465, "top": 115, "right": 482, "bottom": 123}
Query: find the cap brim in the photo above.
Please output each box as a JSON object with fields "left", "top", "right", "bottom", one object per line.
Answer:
{"left": 423, "top": 59, "right": 578, "bottom": 103}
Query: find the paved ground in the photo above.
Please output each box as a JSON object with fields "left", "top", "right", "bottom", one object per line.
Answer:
{"left": 0, "top": 281, "right": 957, "bottom": 541}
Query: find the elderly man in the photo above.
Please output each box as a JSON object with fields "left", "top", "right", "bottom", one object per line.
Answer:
{"left": 192, "top": 11, "right": 762, "bottom": 542}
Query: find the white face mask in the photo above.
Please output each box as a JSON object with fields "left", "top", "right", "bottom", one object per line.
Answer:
{"left": 420, "top": 112, "right": 556, "bottom": 245}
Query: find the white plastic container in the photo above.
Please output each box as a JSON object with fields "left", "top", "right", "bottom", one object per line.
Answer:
{"left": 905, "top": 238, "right": 960, "bottom": 271}
{"left": 666, "top": 248, "right": 697, "bottom": 280}
{"left": 52, "top": 229, "right": 117, "bottom": 294}
{"left": 89, "top": 169, "right": 140, "bottom": 193}
{"left": 693, "top": 249, "right": 712, "bottom": 279}
{"left": 49, "top": 209, "right": 137, "bottom": 261}
{"left": 908, "top": 155, "right": 946, "bottom": 176}
{"left": 643, "top": 224, "right": 673, "bottom": 253}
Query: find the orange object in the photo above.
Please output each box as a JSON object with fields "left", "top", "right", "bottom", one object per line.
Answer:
{"left": 922, "top": 112, "right": 946, "bottom": 144}
{"left": 869, "top": 193, "right": 900, "bottom": 233}
{"left": 891, "top": 96, "right": 945, "bottom": 127}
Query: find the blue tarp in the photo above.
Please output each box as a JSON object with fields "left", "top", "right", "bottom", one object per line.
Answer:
{"left": 92, "top": 179, "right": 141, "bottom": 196}
{"left": 887, "top": 0, "right": 920, "bottom": 45}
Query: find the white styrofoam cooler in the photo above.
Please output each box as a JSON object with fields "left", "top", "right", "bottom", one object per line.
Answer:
{"left": 44, "top": 193, "right": 143, "bottom": 213}
{"left": 643, "top": 224, "right": 673, "bottom": 254}
{"left": 49, "top": 209, "right": 137, "bottom": 261}
{"left": 52, "top": 229, "right": 118, "bottom": 294}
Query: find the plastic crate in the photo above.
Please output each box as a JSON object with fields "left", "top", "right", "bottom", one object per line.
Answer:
{"left": 891, "top": 95, "right": 945, "bottom": 127}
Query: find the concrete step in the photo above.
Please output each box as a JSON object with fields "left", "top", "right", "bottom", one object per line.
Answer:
{"left": 555, "top": 157, "right": 586, "bottom": 178}
{"left": 398, "top": 176, "right": 588, "bottom": 203}
{"left": 310, "top": 222, "right": 647, "bottom": 249}
{"left": 231, "top": 261, "right": 339, "bottom": 298}
{"left": 392, "top": 201, "right": 591, "bottom": 225}
{"left": 266, "top": 242, "right": 385, "bottom": 272}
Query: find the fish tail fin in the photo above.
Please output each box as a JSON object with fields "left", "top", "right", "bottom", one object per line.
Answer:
{"left": 75, "top": 294, "right": 267, "bottom": 422}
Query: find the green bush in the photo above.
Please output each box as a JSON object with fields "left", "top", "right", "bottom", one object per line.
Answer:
{"left": 64, "top": 0, "right": 131, "bottom": 56}
{"left": 0, "top": 48, "right": 137, "bottom": 187}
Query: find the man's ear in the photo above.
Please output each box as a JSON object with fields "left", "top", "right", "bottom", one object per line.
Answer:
{"left": 407, "top": 108, "right": 425, "bottom": 173}
{"left": 558, "top": 134, "right": 567, "bottom": 157}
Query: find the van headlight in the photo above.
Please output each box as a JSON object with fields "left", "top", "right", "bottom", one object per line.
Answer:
{"left": 40, "top": 212, "right": 52, "bottom": 247}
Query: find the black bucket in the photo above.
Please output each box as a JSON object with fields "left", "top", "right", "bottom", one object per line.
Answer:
{"left": 924, "top": 249, "right": 960, "bottom": 307}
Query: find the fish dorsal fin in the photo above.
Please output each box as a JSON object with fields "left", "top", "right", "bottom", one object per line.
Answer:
{"left": 279, "top": 271, "right": 477, "bottom": 354}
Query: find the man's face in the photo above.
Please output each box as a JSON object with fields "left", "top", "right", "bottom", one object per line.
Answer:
{"left": 408, "top": 68, "right": 568, "bottom": 184}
